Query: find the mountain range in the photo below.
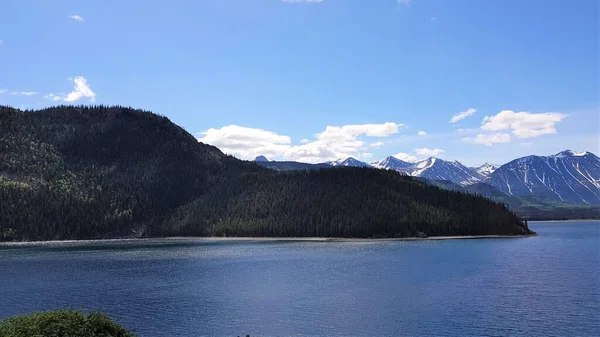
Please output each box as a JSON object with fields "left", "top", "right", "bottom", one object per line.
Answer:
{"left": 0, "top": 105, "right": 533, "bottom": 241}
{"left": 255, "top": 150, "right": 600, "bottom": 209}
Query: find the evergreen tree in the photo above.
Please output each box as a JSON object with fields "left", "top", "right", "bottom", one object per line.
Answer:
{"left": 0, "top": 105, "right": 532, "bottom": 241}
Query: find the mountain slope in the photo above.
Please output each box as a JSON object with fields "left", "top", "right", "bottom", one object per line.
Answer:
{"left": 0, "top": 105, "right": 255, "bottom": 240}
{"left": 259, "top": 151, "right": 600, "bottom": 205}
{"left": 424, "top": 180, "right": 600, "bottom": 220}
{"left": 486, "top": 151, "right": 600, "bottom": 204}
{"left": 326, "top": 157, "right": 371, "bottom": 167}
{"left": 370, "top": 156, "right": 413, "bottom": 170}
{"left": 407, "top": 158, "right": 483, "bottom": 186}
{"left": 350, "top": 156, "right": 484, "bottom": 186}
{"left": 328, "top": 156, "right": 484, "bottom": 186}
{"left": 255, "top": 160, "right": 329, "bottom": 171}
{"left": 255, "top": 157, "right": 371, "bottom": 171}
{"left": 163, "top": 168, "right": 531, "bottom": 237}
{"left": 473, "top": 163, "right": 498, "bottom": 178}
{"left": 0, "top": 105, "right": 532, "bottom": 241}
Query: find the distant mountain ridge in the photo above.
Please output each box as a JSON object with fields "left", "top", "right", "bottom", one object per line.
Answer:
{"left": 370, "top": 156, "right": 413, "bottom": 170}
{"left": 424, "top": 180, "right": 600, "bottom": 220}
{"left": 474, "top": 163, "right": 498, "bottom": 177}
{"left": 255, "top": 150, "right": 600, "bottom": 206}
{"left": 487, "top": 150, "right": 600, "bottom": 204}
{"left": 327, "top": 157, "right": 372, "bottom": 168}
{"left": 254, "top": 155, "right": 269, "bottom": 162}
{"left": 403, "top": 157, "right": 483, "bottom": 186}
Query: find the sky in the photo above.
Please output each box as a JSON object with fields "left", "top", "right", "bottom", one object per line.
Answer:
{"left": 0, "top": 0, "right": 598, "bottom": 166}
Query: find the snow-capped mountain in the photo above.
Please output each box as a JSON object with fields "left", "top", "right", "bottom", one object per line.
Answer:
{"left": 486, "top": 150, "right": 600, "bottom": 204}
{"left": 326, "top": 157, "right": 372, "bottom": 168}
{"left": 407, "top": 158, "right": 483, "bottom": 186}
{"left": 369, "top": 156, "right": 483, "bottom": 186}
{"left": 254, "top": 150, "right": 600, "bottom": 205}
{"left": 370, "top": 156, "right": 413, "bottom": 170}
{"left": 473, "top": 163, "right": 498, "bottom": 178}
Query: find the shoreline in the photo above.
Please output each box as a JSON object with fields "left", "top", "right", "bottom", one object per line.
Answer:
{"left": 525, "top": 219, "right": 600, "bottom": 222}
{"left": 0, "top": 234, "right": 536, "bottom": 247}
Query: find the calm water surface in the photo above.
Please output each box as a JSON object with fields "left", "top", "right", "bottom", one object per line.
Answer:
{"left": 1, "top": 221, "right": 598, "bottom": 337}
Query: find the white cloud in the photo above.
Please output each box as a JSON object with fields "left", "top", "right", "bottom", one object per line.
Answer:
{"left": 415, "top": 148, "right": 445, "bottom": 157}
{"left": 370, "top": 141, "right": 384, "bottom": 148}
{"left": 430, "top": 17, "right": 437, "bottom": 21}
{"left": 199, "top": 124, "right": 295, "bottom": 158}
{"left": 417, "top": 130, "right": 426, "bottom": 136}
{"left": 198, "top": 122, "right": 401, "bottom": 163}
{"left": 481, "top": 110, "right": 568, "bottom": 138}
{"left": 9, "top": 91, "right": 37, "bottom": 96}
{"left": 45, "top": 76, "right": 96, "bottom": 102}
{"left": 299, "top": 138, "right": 309, "bottom": 144}
{"left": 462, "top": 133, "right": 511, "bottom": 146}
{"left": 201, "top": 125, "right": 291, "bottom": 146}
{"left": 316, "top": 122, "right": 400, "bottom": 142}
{"left": 285, "top": 141, "right": 345, "bottom": 163}
{"left": 398, "top": 0, "right": 412, "bottom": 5}
{"left": 450, "top": 108, "right": 476, "bottom": 124}
{"left": 68, "top": 15, "right": 85, "bottom": 22}
{"left": 393, "top": 152, "right": 418, "bottom": 163}
{"left": 44, "top": 93, "right": 63, "bottom": 101}
{"left": 1, "top": 89, "right": 37, "bottom": 96}
{"left": 456, "top": 127, "right": 479, "bottom": 135}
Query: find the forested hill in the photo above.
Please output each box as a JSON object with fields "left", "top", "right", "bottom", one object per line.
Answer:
{"left": 0, "top": 106, "right": 532, "bottom": 241}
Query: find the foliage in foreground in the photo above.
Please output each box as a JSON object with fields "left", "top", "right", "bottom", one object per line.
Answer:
{"left": 0, "top": 310, "right": 136, "bottom": 337}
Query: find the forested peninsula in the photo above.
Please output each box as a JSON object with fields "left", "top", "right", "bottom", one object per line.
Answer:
{"left": 0, "top": 106, "right": 534, "bottom": 242}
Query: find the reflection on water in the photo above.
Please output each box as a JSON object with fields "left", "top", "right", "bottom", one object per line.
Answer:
{"left": 1, "top": 221, "right": 598, "bottom": 337}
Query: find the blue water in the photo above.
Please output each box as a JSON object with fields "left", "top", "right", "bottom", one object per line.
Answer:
{"left": 1, "top": 221, "right": 598, "bottom": 337}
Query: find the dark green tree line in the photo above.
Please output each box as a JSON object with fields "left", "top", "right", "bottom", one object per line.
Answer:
{"left": 0, "top": 105, "right": 531, "bottom": 241}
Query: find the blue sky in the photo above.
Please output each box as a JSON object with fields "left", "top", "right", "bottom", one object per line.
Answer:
{"left": 0, "top": 0, "right": 597, "bottom": 166}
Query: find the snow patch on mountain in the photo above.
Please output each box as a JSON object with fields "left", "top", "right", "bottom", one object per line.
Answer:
{"left": 370, "top": 156, "right": 413, "bottom": 170}
{"left": 473, "top": 163, "right": 498, "bottom": 177}
{"left": 551, "top": 150, "right": 590, "bottom": 158}
{"left": 374, "top": 157, "right": 484, "bottom": 186}
{"left": 327, "top": 157, "right": 372, "bottom": 168}
{"left": 486, "top": 150, "right": 600, "bottom": 204}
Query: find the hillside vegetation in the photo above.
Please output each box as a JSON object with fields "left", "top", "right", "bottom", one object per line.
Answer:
{"left": 0, "top": 106, "right": 532, "bottom": 241}
{"left": 0, "top": 310, "right": 136, "bottom": 337}
{"left": 424, "top": 180, "right": 600, "bottom": 220}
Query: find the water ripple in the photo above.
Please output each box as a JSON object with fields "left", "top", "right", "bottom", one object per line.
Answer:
{"left": 1, "top": 221, "right": 599, "bottom": 337}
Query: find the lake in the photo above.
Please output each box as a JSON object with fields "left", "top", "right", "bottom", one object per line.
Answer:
{"left": 1, "top": 220, "right": 598, "bottom": 337}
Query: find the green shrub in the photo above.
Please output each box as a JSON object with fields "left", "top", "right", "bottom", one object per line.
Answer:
{"left": 0, "top": 310, "right": 136, "bottom": 337}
